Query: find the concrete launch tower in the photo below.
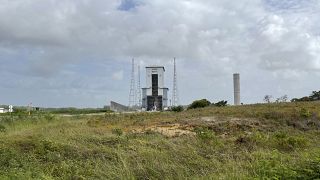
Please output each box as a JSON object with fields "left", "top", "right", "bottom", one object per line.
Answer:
{"left": 142, "top": 66, "right": 169, "bottom": 111}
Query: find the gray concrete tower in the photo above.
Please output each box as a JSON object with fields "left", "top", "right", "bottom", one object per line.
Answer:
{"left": 233, "top": 73, "right": 240, "bottom": 105}
{"left": 142, "top": 66, "right": 169, "bottom": 111}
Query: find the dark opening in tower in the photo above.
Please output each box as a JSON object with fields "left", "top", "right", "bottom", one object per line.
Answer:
{"left": 152, "top": 74, "right": 158, "bottom": 96}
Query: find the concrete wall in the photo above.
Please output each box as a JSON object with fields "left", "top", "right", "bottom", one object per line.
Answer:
{"left": 110, "top": 101, "right": 129, "bottom": 112}
{"left": 146, "top": 67, "right": 165, "bottom": 94}
{"left": 162, "top": 88, "right": 169, "bottom": 107}
{"left": 233, "top": 73, "right": 240, "bottom": 105}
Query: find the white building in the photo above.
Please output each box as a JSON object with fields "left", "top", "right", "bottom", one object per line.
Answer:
{"left": 142, "top": 66, "right": 169, "bottom": 111}
{"left": 0, "top": 108, "right": 7, "bottom": 113}
{"left": 0, "top": 105, "right": 13, "bottom": 113}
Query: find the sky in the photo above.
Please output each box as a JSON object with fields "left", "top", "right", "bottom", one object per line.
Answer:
{"left": 0, "top": 0, "right": 320, "bottom": 108}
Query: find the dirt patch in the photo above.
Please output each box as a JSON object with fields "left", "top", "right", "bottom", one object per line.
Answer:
{"left": 200, "top": 117, "right": 218, "bottom": 122}
{"left": 132, "top": 124, "right": 195, "bottom": 137}
{"left": 150, "top": 124, "right": 195, "bottom": 137}
{"left": 130, "top": 116, "right": 269, "bottom": 138}
{"left": 182, "top": 116, "right": 270, "bottom": 136}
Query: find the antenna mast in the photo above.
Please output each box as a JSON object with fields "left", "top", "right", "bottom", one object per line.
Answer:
{"left": 129, "top": 58, "right": 136, "bottom": 107}
{"left": 172, "top": 58, "right": 179, "bottom": 106}
{"left": 136, "top": 64, "right": 142, "bottom": 108}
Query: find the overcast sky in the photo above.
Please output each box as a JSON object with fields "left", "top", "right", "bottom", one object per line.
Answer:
{"left": 0, "top": 0, "right": 320, "bottom": 108}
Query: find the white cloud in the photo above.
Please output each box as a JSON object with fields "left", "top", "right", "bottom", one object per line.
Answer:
{"left": 112, "top": 70, "right": 124, "bottom": 81}
{"left": 0, "top": 0, "right": 320, "bottom": 106}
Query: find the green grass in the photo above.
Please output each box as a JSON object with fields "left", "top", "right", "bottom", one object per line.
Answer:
{"left": 46, "top": 108, "right": 112, "bottom": 115}
{"left": 0, "top": 102, "right": 320, "bottom": 179}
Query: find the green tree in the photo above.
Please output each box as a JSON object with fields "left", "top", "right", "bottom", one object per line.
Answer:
{"left": 310, "top": 91, "right": 320, "bottom": 101}
{"left": 188, "top": 99, "right": 211, "bottom": 110}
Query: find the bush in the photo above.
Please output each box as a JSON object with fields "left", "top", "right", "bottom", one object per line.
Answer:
{"left": 171, "top": 106, "right": 184, "bottom": 112}
{"left": 300, "top": 108, "right": 312, "bottom": 118}
{"left": 213, "top": 100, "right": 228, "bottom": 107}
{"left": 188, "top": 99, "right": 211, "bottom": 110}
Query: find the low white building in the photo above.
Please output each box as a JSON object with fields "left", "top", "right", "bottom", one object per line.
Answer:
{"left": 0, "top": 106, "right": 12, "bottom": 113}
{"left": 0, "top": 108, "right": 7, "bottom": 113}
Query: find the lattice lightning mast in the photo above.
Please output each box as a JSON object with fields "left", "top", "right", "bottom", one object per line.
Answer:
{"left": 129, "top": 58, "right": 136, "bottom": 107}
{"left": 136, "top": 64, "right": 142, "bottom": 107}
{"left": 172, "top": 58, "right": 179, "bottom": 106}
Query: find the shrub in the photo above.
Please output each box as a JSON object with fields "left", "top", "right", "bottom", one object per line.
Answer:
{"left": 291, "top": 90, "right": 320, "bottom": 102}
{"left": 0, "top": 124, "right": 6, "bottom": 132}
{"left": 188, "top": 99, "right": 211, "bottom": 110}
{"left": 213, "top": 100, "right": 228, "bottom": 107}
{"left": 300, "top": 108, "right": 312, "bottom": 118}
{"left": 171, "top": 106, "right": 184, "bottom": 112}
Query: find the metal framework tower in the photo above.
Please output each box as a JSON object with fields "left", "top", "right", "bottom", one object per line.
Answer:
{"left": 172, "top": 58, "right": 179, "bottom": 106}
{"left": 129, "top": 58, "right": 136, "bottom": 107}
{"left": 136, "top": 64, "right": 142, "bottom": 107}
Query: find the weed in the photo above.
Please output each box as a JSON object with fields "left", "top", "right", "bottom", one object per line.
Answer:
{"left": 252, "top": 150, "right": 299, "bottom": 179}
{"left": 273, "top": 132, "right": 308, "bottom": 151}
{"left": 263, "top": 111, "right": 285, "bottom": 120}
{"left": 300, "top": 108, "right": 312, "bottom": 118}
{"left": 112, "top": 128, "right": 123, "bottom": 136}
{"left": 86, "top": 119, "right": 101, "bottom": 127}
{"left": 194, "top": 127, "right": 216, "bottom": 141}
{"left": 44, "top": 113, "right": 56, "bottom": 122}
{"left": 133, "top": 118, "right": 145, "bottom": 126}
{"left": 0, "top": 124, "right": 6, "bottom": 132}
{"left": 297, "top": 156, "right": 320, "bottom": 179}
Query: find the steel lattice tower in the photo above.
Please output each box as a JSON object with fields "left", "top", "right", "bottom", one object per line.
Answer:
{"left": 129, "top": 58, "right": 136, "bottom": 107}
{"left": 136, "top": 64, "right": 142, "bottom": 107}
{"left": 172, "top": 58, "right": 179, "bottom": 106}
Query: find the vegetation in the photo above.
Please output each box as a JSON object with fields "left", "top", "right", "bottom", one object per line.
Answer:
{"left": 46, "top": 108, "right": 112, "bottom": 115}
{"left": 0, "top": 102, "right": 320, "bottom": 179}
{"left": 292, "top": 90, "right": 320, "bottom": 102}
{"left": 170, "top": 105, "right": 184, "bottom": 112}
{"left": 264, "top": 95, "right": 273, "bottom": 103}
{"left": 188, "top": 99, "right": 211, "bottom": 109}
{"left": 212, "top": 100, "right": 228, "bottom": 107}
{"left": 276, "top": 95, "right": 288, "bottom": 103}
{"left": 0, "top": 107, "right": 112, "bottom": 115}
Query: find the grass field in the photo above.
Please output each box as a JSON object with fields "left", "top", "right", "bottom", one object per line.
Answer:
{"left": 0, "top": 102, "right": 320, "bottom": 179}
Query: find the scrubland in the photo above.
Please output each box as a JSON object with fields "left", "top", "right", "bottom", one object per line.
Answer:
{"left": 0, "top": 102, "right": 320, "bottom": 179}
